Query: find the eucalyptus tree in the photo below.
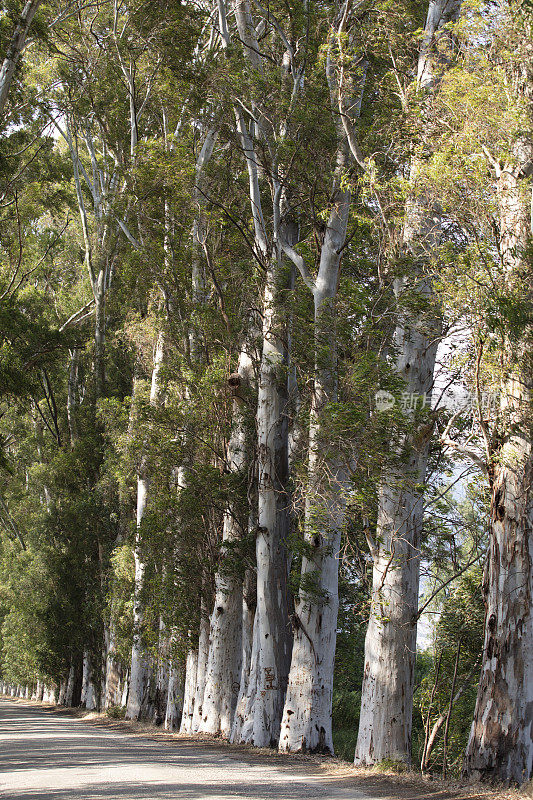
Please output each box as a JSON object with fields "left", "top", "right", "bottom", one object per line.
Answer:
{"left": 352, "top": 0, "right": 462, "bottom": 765}
{"left": 198, "top": 341, "right": 256, "bottom": 736}
{"left": 181, "top": 122, "right": 224, "bottom": 735}
{"left": 0, "top": 0, "right": 42, "bottom": 118}
{"left": 465, "top": 147, "right": 532, "bottom": 788}
{"left": 125, "top": 333, "right": 166, "bottom": 719}
{"left": 459, "top": 4, "right": 533, "bottom": 784}
{"left": 397, "top": 0, "right": 533, "bottom": 780}
{"left": 278, "top": 6, "right": 368, "bottom": 755}
{"left": 210, "top": 0, "right": 297, "bottom": 747}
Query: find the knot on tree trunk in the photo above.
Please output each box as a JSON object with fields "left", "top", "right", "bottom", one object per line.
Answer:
{"left": 227, "top": 372, "right": 241, "bottom": 389}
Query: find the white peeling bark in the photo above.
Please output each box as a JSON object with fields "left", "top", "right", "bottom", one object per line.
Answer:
{"left": 199, "top": 348, "right": 254, "bottom": 737}
{"left": 464, "top": 158, "right": 533, "bottom": 786}
{"left": 0, "top": 0, "right": 42, "bottom": 119}
{"left": 103, "top": 618, "right": 123, "bottom": 708}
{"left": 236, "top": 256, "right": 292, "bottom": 748}
{"left": 180, "top": 648, "right": 199, "bottom": 734}
{"left": 354, "top": 0, "right": 459, "bottom": 766}
{"left": 58, "top": 676, "right": 67, "bottom": 705}
{"left": 126, "top": 332, "right": 165, "bottom": 720}
{"left": 464, "top": 442, "right": 533, "bottom": 784}
{"left": 64, "top": 664, "right": 75, "bottom": 707}
{"left": 80, "top": 652, "right": 89, "bottom": 705}
{"left": 165, "top": 656, "right": 183, "bottom": 731}
{"left": 120, "top": 672, "right": 129, "bottom": 707}
{"left": 125, "top": 470, "right": 152, "bottom": 719}
{"left": 153, "top": 618, "right": 170, "bottom": 724}
{"left": 191, "top": 602, "right": 210, "bottom": 732}
{"left": 81, "top": 651, "right": 97, "bottom": 710}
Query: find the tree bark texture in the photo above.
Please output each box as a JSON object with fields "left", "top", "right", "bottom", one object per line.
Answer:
{"left": 354, "top": 0, "right": 460, "bottom": 765}
{"left": 199, "top": 347, "right": 254, "bottom": 736}
{"left": 165, "top": 655, "right": 183, "bottom": 731}
{"left": 126, "top": 332, "right": 165, "bottom": 720}
{"left": 191, "top": 600, "right": 210, "bottom": 732}
{"left": 279, "top": 41, "right": 368, "bottom": 753}
{"left": 235, "top": 256, "right": 292, "bottom": 748}
{"left": 0, "top": 0, "right": 42, "bottom": 118}
{"left": 463, "top": 158, "right": 533, "bottom": 786}
{"left": 180, "top": 647, "right": 199, "bottom": 734}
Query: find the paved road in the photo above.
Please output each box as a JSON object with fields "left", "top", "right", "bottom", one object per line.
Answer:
{"left": 0, "top": 700, "right": 370, "bottom": 799}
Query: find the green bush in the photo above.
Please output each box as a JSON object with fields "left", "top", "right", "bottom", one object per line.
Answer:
{"left": 332, "top": 728, "right": 358, "bottom": 762}
{"left": 106, "top": 705, "right": 126, "bottom": 719}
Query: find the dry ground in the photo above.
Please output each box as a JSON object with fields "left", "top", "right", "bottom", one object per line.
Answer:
{"left": 5, "top": 697, "right": 529, "bottom": 800}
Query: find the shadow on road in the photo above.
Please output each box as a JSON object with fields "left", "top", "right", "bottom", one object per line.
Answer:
{"left": 0, "top": 701, "right": 364, "bottom": 800}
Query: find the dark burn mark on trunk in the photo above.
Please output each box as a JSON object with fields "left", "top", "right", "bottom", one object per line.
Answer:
{"left": 493, "top": 487, "right": 505, "bottom": 521}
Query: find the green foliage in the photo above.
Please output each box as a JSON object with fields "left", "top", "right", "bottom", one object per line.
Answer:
{"left": 106, "top": 704, "right": 126, "bottom": 719}
{"left": 414, "top": 567, "right": 485, "bottom": 774}
{"left": 0, "top": 0, "right": 526, "bottom": 774}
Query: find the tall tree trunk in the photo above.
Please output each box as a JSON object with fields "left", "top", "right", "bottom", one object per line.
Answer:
{"left": 279, "top": 40, "right": 368, "bottom": 751}
{"left": 233, "top": 252, "right": 293, "bottom": 748}
{"left": 165, "top": 633, "right": 183, "bottom": 731}
{"left": 354, "top": 0, "right": 459, "bottom": 765}
{"left": 125, "top": 468, "right": 152, "bottom": 719}
{"left": 0, "top": 0, "right": 42, "bottom": 118}
{"left": 64, "top": 663, "right": 76, "bottom": 707}
{"left": 103, "top": 619, "right": 123, "bottom": 708}
{"left": 198, "top": 348, "right": 254, "bottom": 736}
{"left": 279, "top": 235, "right": 349, "bottom": 756}
{"left": 153, "top": 617, "right": 170, "bottom": 725}
{"left": 58, "top": 675, "right": 68, "bottom": 705}
{"left": 180, "top": 647, "right": 198, "bottom": 734}
{"left": 80, "top": 650, "right": 97, "bottom": 710}
{"left": 354, "top": 326, "right": 437, "bottom": 765}
{"left": 191, "top": 599, "right": 210, "bottom": 732}
{"left": 463, "top": 157, "right": 533, "bottom": 786}
{"left": 126, "top": 332, "right": 165, "bottom": 720}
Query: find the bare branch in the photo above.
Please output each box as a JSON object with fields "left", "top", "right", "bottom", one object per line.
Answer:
{"left": 0, "top": 493, "right": 26, "bottom": 550}
{"left": 59, "top": 299, "right": 96, "bottom": 332}
{"left": 279, "top": 240, "right": 315, "bottom": 294}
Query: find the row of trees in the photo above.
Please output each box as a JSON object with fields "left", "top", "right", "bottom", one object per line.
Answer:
{"left": 0, "top": 0, "right": 531, "bottom": 785}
